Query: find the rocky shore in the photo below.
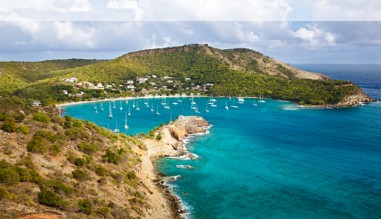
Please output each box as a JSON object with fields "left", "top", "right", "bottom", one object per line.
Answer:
{"left": 139, "top": 116, "right": 210, "bottom": 218}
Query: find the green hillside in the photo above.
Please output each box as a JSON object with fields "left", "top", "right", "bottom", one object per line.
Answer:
{"left": 1, "top": 44, "right": 373, "bottom": 106}
{"left": 0, "top": 59, "right": 103, "bottom": 94}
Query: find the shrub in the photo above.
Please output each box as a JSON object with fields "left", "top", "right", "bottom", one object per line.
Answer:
{"left": 2, "top": 117, "right": 17, "bottom": 132}
{"left": 47, "top": 180, "right": 73, "bottom": 195}
{"left": 74, "top": 158, "right": 85, "bottom": 167}
{"left": 96, "top": 207, "right": 110, "bottom": 217}
{"left": 156, "top": 133, "right": 162, "bottom": 141}
{"left": 78, "top": 199, "right": 93, "bottom": 215}
{"left": 102, "top": 149, "right": 122, "bottom": 164}
{"left": 77, "top": 141, "right": 99, "bottom": 155}
{"left": 35, "top": 130, "right": 57, "bottom": 143}
{"left": 38, "top": 188, "right": 64, "bottom": 208}
{"left": 127, "top": 171, "right": 137, "bottom": 180}
{"left": 0, "top": 187, "right": 10, "bottom": 200}
{"left": 0, "top": 168, "right": 20, "bottom": 185}
{"left": 49, "top": 144, "right": 62, "bottom": 156}
{"left": 33, "top": 113, "right": 51, "bottom": 123}
{"left": 72, "top": 169, "right": 89, "bottom": 181}
{"left": 27, "top": 136, "right": 47, "bottom": 154}
{"left": 16, "top": 125, "right": 30, "bottom": 134}
{"left": 95, "top": 165, "right": 108, "bottom": 176}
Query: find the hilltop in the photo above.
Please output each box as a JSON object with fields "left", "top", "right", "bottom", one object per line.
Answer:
{"left": 0, "top": 44, "right": 373, "bottom": 106}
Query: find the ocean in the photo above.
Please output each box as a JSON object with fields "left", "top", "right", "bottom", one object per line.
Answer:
{"left": 63, "top": 64, "right": 381, "bottom": 219}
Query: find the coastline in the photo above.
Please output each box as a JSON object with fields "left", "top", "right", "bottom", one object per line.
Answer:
{"left": 137, "top": 116, "right": 210, "bottom": 218}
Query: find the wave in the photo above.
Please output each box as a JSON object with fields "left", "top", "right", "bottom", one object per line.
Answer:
{"left": 280, "top": 105, "right": 300, "bottom": 111}
{"left": 176, "top": 165, "right": 194, "bottom": 170}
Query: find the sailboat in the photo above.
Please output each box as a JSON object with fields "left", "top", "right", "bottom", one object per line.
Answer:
{"left": 205, "top": 102, "right": 209, "bottom": 113}
{"left": 124, "top": 112, "right": 129, "bottom": 129}
{"left": 132, "top": 100, "right": 136, "bottom": 108}
{"left": 231, "top": 98, "right": 238, "bottom": 108}
{"left": 108, "top": 101, "right": 113, "bottom": 119}
{"left": 114, "top": 122, "right": 119, "bottom": 133}
{"left": 113, "top": 100, "right": 116, "bottom": 109}
{"left": 100, "top": 102, "right": 104, "bottom": 111}
{"left": 128, "top": 104, "right": 131, "bottom": 116}
{"left": 238, "top": 95, "right": 245, "bottom": 104}
{"left": 258, "top": 94, "right": 266, "bottom": 103}
{"left": 190, "top": 97, "right": 197, "bottom": 110}
{"left": 119, "top": 100, "right": 123, "bottom": 111}
{"left": 136, "top": 100, "right": 140, "bottom": 111}
{"left": 150, "top": 103, "right": 154, "bottom": 112}
{"left": 225, "top": 101, "right": 229, "bottom": 110}
{"left": 156, "top": 104, "right": 160, "bottom": 116}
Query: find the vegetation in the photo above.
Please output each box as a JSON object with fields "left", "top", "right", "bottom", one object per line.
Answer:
{"left": 0, "top": 98, "right": 149, "bottom": 218}
{"left": 0, "top": 44, "right": 367, "bottom": 106}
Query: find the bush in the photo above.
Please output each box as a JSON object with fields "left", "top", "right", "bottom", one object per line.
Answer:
{"left": 77, "top": 141, "right": 99, "bottom": 155}
{"left": 33, "top": 113, "right": 51, "bottom": 123}
{"left": 35, "top": 130, "right": 57, "bottom": 143}
{"left": 27, "top": 136, "right": 47, "bottom": 154}
{"left": 95, "top": 165, "right": 108, "bottom": 176}
{"left": 38, "top": 188, "right": 64, "bottom": 208}
{"left": 0, "top": 187, "right": 10, "bottom": 200}
{"left": 0, "top": 168, "right": 20, "bottom": 185}
{"left": 2, "top": 117, "right": 17, "bottom": 132}
{"left": 16, "top": 125, "right": 30, "bottom": 134}
{"left": 102, "top": 149, "right": 122, "bottom": 164}
{"left": 49, "top": 144, "right": 62, "bottom": 156}
{"left": 72, "top": 169, "right": 89, "bottom": 181}
{"left": 78, "top": 198, "right": 93, "bottom": 215}
{"left": 127, "top": 171, "right": 137, "bottom": 180}
{"left": 74, "top": 158, "right": 85, "bottom": 167}
{"left": 47, "top": 180, "right": 73, "bottom": 195}
{"left": 156, "top": 133, "right": 162, "bottom": 141}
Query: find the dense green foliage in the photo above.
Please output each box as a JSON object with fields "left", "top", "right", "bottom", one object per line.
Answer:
{"left": 0, "top": 45, "right": 366, "bottom": 105}
{"left": 38, "top": 188, "right": 64, "bottom": 208}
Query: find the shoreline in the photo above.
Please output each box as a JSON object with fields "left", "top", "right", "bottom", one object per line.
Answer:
{"left": 140, "top": 116, "right": 210, "bottom": 218}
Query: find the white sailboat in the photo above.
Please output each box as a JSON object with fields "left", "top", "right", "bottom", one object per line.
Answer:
{"left": 156, "top": 104, "right": 160, "bottom": 116}
{"left": 132, "top": 100, "right": 136, "bottom": 108}
{"left": 238, "top": 95, "right": 245, "bottom": 104}
{"left": 128, "top": 104, "right": 131, "bottom": 116}
{"left": 259, "top": 94, "right": 266, "bottom": 103}
{"left": 114, "top": 122, "right": 119, "bottom": 133}
{"left": 113, "top": 100, "right": 116, "bottom": 109}
{"left": 108, "top": 101, "right": 113, "bottom": 119}
{"left": 225, "top": 101, "right": 229, "bottom": 110}
{"left": 231, "top": 98, "right": 238, "bottom": 108}
{"left": 119, "top": 100, "right": 123, "bottom": 111}
{"left": 124, "top": 112, "right": 129, "bottom": 129}
{"left": 205, "top": 102, "right": 209, "bottom": 113}
{"left": 136, "top": 100, "right": 140, "bottom": 111}
{"left": 150, "top": 103, "right": 154, "bottom": 112}
{"left": 100, "top": 102, "right": 104, "bottom": 111}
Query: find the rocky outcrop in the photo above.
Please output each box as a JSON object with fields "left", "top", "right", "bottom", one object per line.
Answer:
{"left": 143, "top": 116, "right": 210, "bottom": 158}
{"left": 335, "top": 92, "right": 375, "bottom": 107}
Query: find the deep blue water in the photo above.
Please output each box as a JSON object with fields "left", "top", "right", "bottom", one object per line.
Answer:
{"left": 63, "top": 65, "right": 381, "bottom": 219}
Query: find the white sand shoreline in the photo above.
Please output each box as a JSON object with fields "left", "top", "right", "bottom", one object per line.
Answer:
{"left": 56, "top": 95, "right": 207, "bottom": 108}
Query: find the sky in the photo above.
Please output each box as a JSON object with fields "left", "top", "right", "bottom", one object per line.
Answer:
{"left": 0, "top": 0, "right": 380, "bottom": 63}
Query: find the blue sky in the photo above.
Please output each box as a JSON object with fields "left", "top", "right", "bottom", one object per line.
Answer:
{"left": 0, "top": 0, "right": 380, "bottom": 63}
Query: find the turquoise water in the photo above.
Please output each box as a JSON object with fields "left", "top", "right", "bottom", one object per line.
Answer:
{"left": 63, "top": 65, "right": 381, "bottom": 219}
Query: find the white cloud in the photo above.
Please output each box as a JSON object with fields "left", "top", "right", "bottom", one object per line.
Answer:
{"left": 53, "top": 22, "right": 95, "bottom": 48}
{"left": 106, "top": 0, "right": 143, "bottom": 20}
{"left": 293, "top": 26, "right": 336, "bottom": 48}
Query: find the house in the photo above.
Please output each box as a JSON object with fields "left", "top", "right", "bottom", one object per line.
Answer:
{"left": 137, "top": 77, "right": 148, "bottom": 84}
{"left": 163, "top": 76, "right": 172, "bottom": 80}
{"left": 31, "top": 100, "right": 42, "bottom": 107}
{"left": 65, "top": 77, "right": 77, "bottom": 83}
{"left": 96, "top": 83, "right": 104, "bottom": 89}
{"left": 167, "top": 80, "right": 173, "bottom": 83}
{"left": 63, "top": 90, "right": 68, "bottom": 95}
{"left": 185, "top": 78, "right": 191, "bottom": 81}
{"left": 127, "top": 80, "right": 134, "bottom": 85}
{"left": 152, "top": 75, "right": 157, "bottom": 78}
